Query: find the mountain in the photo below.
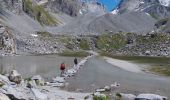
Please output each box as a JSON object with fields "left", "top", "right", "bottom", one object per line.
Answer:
{"left": 0, "top": 0, "right": 170, "bottom": 55}
{"left": 115, "top": 0, "right": 170, "bottom": 19}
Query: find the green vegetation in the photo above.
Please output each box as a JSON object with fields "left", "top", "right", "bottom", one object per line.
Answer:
{"left": 136, "top": 34, "right": 169, "bottom": 43}
{"left": 93, "top": 95, "right": 110, "bottom": 100}
{"left": 149, "top": 66, "right": 170, "bottom": 76}
{"left": 37, "top": 31, "right": 52, "bottom": 37}
{"left": 58, "top": 50, "right": 89, "bottom": 57}
{"left": 115, "top": 93, "right": 122, "bottom": 100}
{"left": 150, "top": 13, "right": 159, "bottom": 19}
{"left": 96, "top": 33, "right": 126, "bottom": 51}
{"left": 24, "top": 0, "right": 59, "bottom": 26}
{"left": 79, "top": 39, "right": 90, "bottom": 50}
{"left": 101, "top": 52, "right": 170, "bottom": 76}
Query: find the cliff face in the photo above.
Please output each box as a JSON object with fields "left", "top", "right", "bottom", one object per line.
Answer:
{"left": 116, "top": 0, "right": 170, "bottom": 19}
{"left": 46, "top": 0, "right": 81, "bottom": 17}
{"left": 45, "top": 0, "right": 105, "bottom": 17}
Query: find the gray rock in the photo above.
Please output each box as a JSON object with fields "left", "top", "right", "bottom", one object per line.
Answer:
{"left": 8, "top": 70, "right": 22, "bottom": 84}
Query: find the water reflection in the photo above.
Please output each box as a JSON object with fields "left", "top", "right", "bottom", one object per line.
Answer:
{"left": 0, "top": 55, "right": 77, "bottom": 80}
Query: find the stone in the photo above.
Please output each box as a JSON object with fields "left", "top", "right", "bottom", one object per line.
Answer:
{"left": 96, "top": 88, "right": 106, "bottom": 92}
{"left": 46, "top": 82, "right": 64, "bottom": 87}
{"left": 31, "top": 75, "right": 45, "bottom": 86}
{"left": 52, "top": 77, "right": 65, "bottom": 83}
{"left": 6, "top": 94, "right": 25, "bottom": 100}
{"left": 120, "top": 93, "right": 136, "bottom": 100}
{"left": 104, "top": 86, "right": 111, "bottom": 91}
{"left": 0, "top": 93, "right": 10, "bottom": 100}
{"left": 8, "top": 70, "right": 22, "bottom": 84}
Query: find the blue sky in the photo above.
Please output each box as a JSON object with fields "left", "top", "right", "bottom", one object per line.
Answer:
{"left": 97, "top": 0, "right": 121, "bottom": 11}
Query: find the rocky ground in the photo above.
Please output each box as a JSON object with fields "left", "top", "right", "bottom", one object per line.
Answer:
{"left": 0, "top": 55, "right": 94, "bottom": 100}
{"left": 1, "top": 23, "right": 170, "bottom": 57}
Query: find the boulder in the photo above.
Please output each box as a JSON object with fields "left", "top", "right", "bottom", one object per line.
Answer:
{"left": 96, "top": 88, "right": 106, "bottom": 92}
{"left": 6, "top": 94, "right": 25, "bottom": 100}
{"left": 0, "top": 93, "right": 10, "bottom": 100}
{"left": 104, "top": 86, "right": 111, "bottom": 91}
{"left": 46, "top": 82, "right": 64, "bottom": 87}
{"left": 31, "top": 88, "right": 48, "bottom": 100}
{"left": 145, "top": 50, "right": 151, "bottom": 55}
{"left": 0, "top": 74, "right": 11, "bottom": 85}
{"left": 8, "top": 70, "right": 22, "bottom": 84}
{"left": 31, "top": 75, "right": 45, "bottom": 86}
{"left": 52, "top": 77, "right": 65, "bottom": 83}
{"left": 120, "top": 93, "right": 136, "bottom": 100}
{"left": 93, "top": 92, "right": 108, "bottom": 100}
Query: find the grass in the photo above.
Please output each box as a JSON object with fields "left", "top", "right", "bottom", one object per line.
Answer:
{"left": 100, "top": 52, "right": 170, "bottom": 76}
{"left": 150, "top": 13, "right": 159, "bottom": 19}
{"left": 96, "top": 33, "right": 126, "bottom": 51}
{"left": 93, "top": 95, "right": 110, "bottom": 100}
{"left": 24, "top": 0, "right": 59, "bottom": 26}
{"left": 37, "top": 31, "right": 52, "bottom": 37}
{"left": 136, "top": 34, "right": 169, "bottom": 44}
{"left": 58, "top": 50, "right": 89, "bottom": 57}
{"left": 79, "top": 39, "right": 90, "bottom": 50}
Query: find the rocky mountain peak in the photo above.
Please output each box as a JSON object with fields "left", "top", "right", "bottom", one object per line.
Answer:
{"left": 114, "top": 0, "right": 170, "bottom": 19}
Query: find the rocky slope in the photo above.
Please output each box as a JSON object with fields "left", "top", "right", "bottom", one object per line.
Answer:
{"left": 0, "top": 0, "right": 170, "bottom": 55}
{"left": 0, "top": 24, "right": 16, "bottom": 56}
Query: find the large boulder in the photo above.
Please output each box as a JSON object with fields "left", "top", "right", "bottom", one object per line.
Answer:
{"left": 8, "top": 70, "right": 22, "bottom": 84}
{"left": 31, "top": 75, "right": 45, "bottom": 86}
{"left": 0, "top": 93, "right": 10, "bottom": 100}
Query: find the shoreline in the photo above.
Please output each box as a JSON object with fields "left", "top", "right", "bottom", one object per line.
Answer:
{"left": 0, "top": 55, "right": 93, "bottom": 100}
{"left": 103, "top": 56, "right": 143, "bottom": 73}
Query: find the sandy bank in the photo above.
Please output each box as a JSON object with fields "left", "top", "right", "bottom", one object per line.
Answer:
{"left": 103, "top": 57, "right": 142, "bottom": 73}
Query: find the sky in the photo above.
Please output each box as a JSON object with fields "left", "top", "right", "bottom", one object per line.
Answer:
{"left": 97, "top": 0, "right": 122, "bottom": 11}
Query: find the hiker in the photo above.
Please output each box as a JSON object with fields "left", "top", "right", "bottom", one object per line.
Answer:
{"left": 74, "top": 57, "right": 78, "bottom": 66}
{"left": 60, "top": 62, "right": 66, "bottom": 77}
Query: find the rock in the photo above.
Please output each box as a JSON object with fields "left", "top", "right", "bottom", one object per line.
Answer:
{"left": 0, "top": 25, "right": 5, "bottom": 34}
{"left": 46, "top": 82, "right": 64, "bottom": 87}
{"left": 111, "top": 82, "right": 120, "bottom": 88}
{"left": 0, "top": 74, "right": 11, "bottom": 85}
{"left": 31, "top": 88, "right": 48, "bottom": 100}
{"left": 1, "top": 85, "right": 25, "bottom": 99}
{"left": 0, "top": 93, "right": 10, "bottom": 100}
{"left": 96, "top": 88, "right": 106, "bottom": 92}
{"left": 8, "top": 70, "right": 22, "bottom": 84}
{"left": 120, "top": 93, "right": 136, "bottom": 100}
{"left": 104, "top": 86, "right": 111, "bottom": 91}
{"left": 52, "top": 77, "right": 65, "bottom": 83}
{"left": 94, "top": 92, "right": 107, "bottom": 99}
{"left": 136, "top": 94, "right": 167, "bottom": 100}
{"left": 145, "top": 50, "right": 151, "bottom": 55}
{"left": 31, "top": 75, "right": 45, "bottom": 86}
{"left": 67, "top": 69, "right": 77, "bottom": 76}
{"left": 6, "top": 94, "right": 25, "bottom": 100}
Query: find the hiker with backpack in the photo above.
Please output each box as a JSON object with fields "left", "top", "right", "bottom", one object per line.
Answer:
{"left": 60, "top": 62, "right": 66, "bottom": 77}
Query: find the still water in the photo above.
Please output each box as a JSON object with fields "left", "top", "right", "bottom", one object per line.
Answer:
{"left": 0, "top": 55, "right": 78, "bottom": 80}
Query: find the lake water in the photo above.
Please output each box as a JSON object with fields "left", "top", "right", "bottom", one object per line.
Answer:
{"left": 0, "top": 55, "right": 79, "bottom": 80}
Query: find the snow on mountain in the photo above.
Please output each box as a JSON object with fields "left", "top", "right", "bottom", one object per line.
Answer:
{"left": 159, "top": 0, "right": 170, "bottom": 6}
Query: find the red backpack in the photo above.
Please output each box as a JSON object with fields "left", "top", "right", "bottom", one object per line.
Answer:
{"left": 60, "top": 63, "right": 65, "bottom": 70}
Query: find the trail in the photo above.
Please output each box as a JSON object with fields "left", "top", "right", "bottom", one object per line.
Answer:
{"left": 67, "top": 56, "right": 170, "bottom": 97}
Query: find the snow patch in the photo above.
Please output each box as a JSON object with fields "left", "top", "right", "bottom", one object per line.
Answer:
{"left": 159, "top": 0, "right": 170, "bottom": 6}
{"left": 111, "top": 9, "right": 119, "bottom": 15}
